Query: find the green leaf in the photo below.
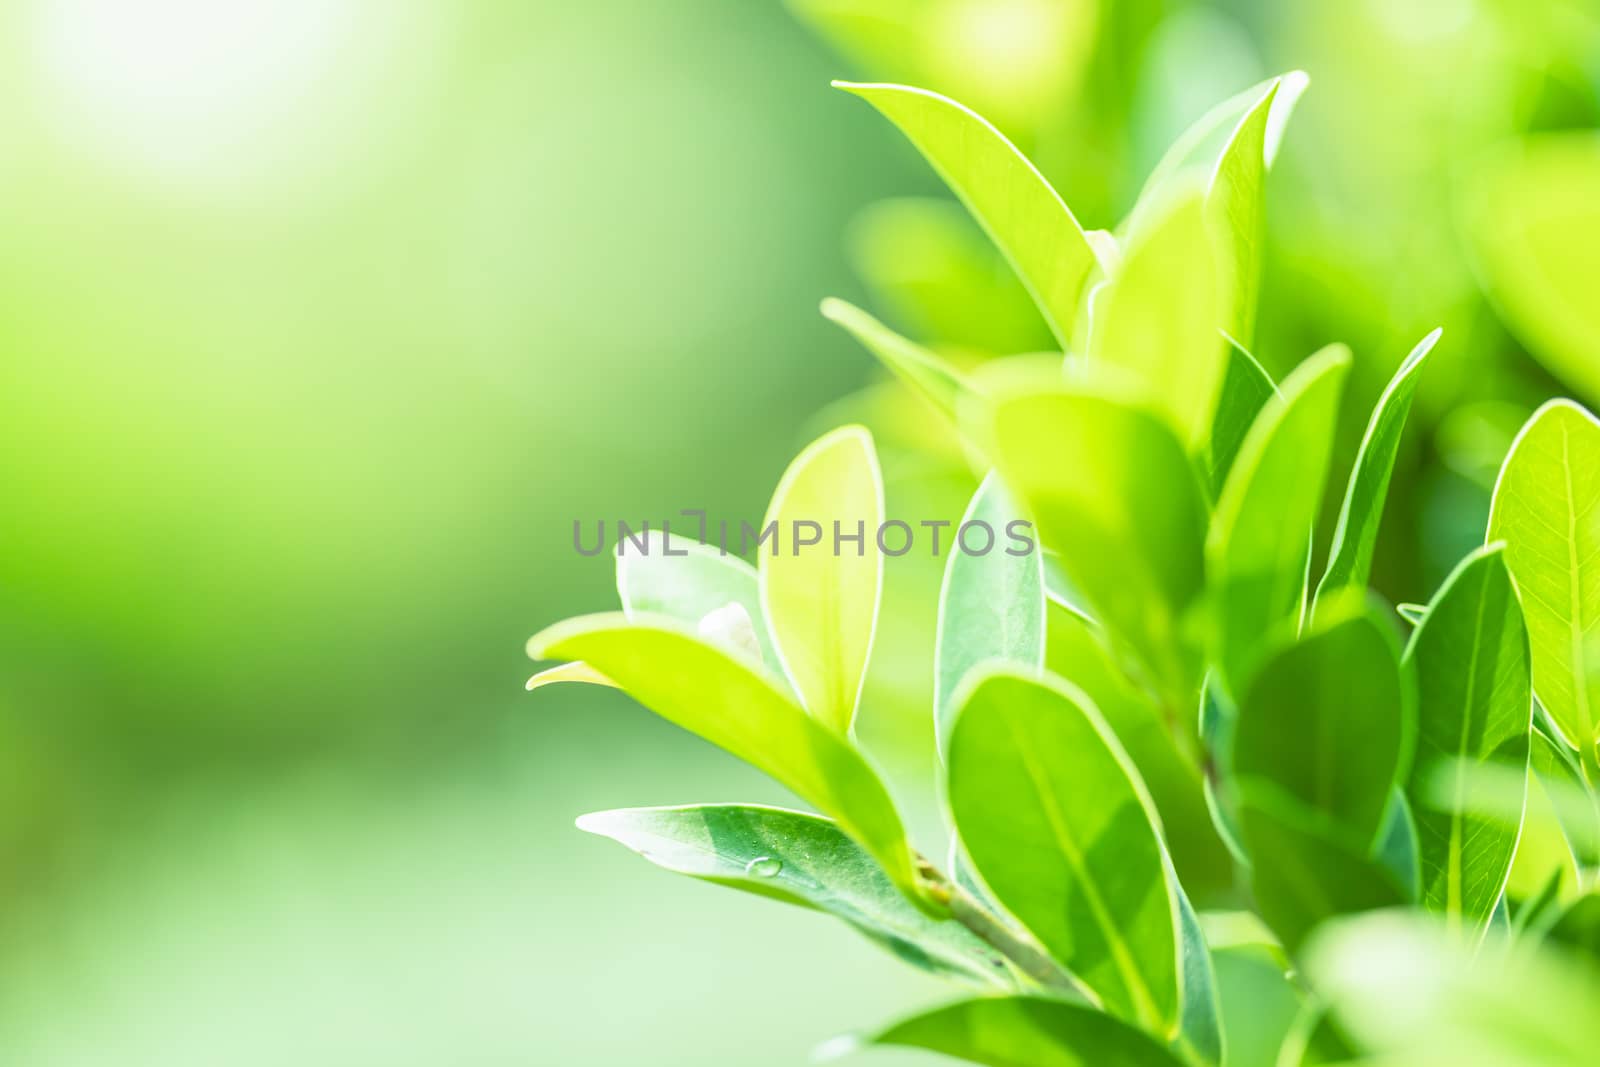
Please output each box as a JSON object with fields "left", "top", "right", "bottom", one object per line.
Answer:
{"left": 1488, "top": 399, "right": 1600, "bottom": 751}
{"left": 1088, "top": 184, "right": 1226, "bottom": 447}
{"left": 934, "top": 473, "right": 1045, "bottom": 753}
{"left": 1312, "top": 329, "right": 1442, "bottom": 612}
{"left": 1045, "top": 602, "right": 1234, "bottom": 900}
{"left": 948, "top": 668, "right": 1180, "bottom": 1034}
{"left": 1232, "top": 604, "right": 1411, "bottom": 844}
{"left": 1545, "top": 893, "right": 1600, "bottom": 965}
{"left": 616, "top": 530, "right": 785, "bottom": 677}
{"left": 1211, "top": 946, "right": 1302, "bottom": 1067}
{"left": 836, "top": 81, "right": 1095, "bottom": 351}
{"left": 525, "top": 613, "right": 920, "bottom": 899}
{"left": 833, "top": 996, "right": 1187, "bottom": 1067}
{"left": 976, "top": 377, "right": 1207, "bottom": 706}
{"left": 1205, "top": 339, "right": 1277, "bottom": 500}
{"left": 1174, "top": 884, "right": 1223, "bottom": 1067}
{"left": 1203, "top": 76, "right": 1305, "bottom": 346}
{"left": 760, "top": 425, "right": 884, "bottom": 733}
{"left": 1306, "top": 911, "right": 1600, "bottom": 1066}
{"left": 577, "top": 804, "right": 1009, "bottom": 985}
{"left": 1208, "top": 345, "right": 1352, "bottom": 690}
{"left": 1238, "top": 787, "right": 1409, "bottom": 954}
{"left": 821, "top": 297, "right": 973, "bottom": 424}
{"left": 1402, "top": 544, "right": 1532, "bottom": 931}
{"left": 1465, "top": 134, "right": 1600, "bottom": 406}
{"left": 1371, "top": 787, "right": 1422, "bottom": 902}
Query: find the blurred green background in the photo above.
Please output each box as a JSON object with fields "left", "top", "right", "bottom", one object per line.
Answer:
{"left": 1, "top": 0, "right": 1598, "bottom": 1063}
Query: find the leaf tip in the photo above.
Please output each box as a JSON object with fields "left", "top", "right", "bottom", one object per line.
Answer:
{"left": 811, "top": 1033, "right": 863, "bottom": 1063}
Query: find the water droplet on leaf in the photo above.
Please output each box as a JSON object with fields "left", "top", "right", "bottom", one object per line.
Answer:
{"left": 745, "top": 856, "right": 782, "bottom": 878}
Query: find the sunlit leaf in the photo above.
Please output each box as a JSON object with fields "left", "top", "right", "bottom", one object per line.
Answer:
{"left": 616, "top": 529, "right": 784, "bottom": 676}
{"left": 1232, "top": 603, "right": 1412, "bottom": 844}
{"left": 578, "top": 804, "right": 1008, "bottom": 984}
{"left": 1402, "top": 544, "right": 1532, "bottom": 932}
{"left": 976, "top": 376, "right": 1207, "bottom": 706}
{"left": 934, "top": 473, "right": 1045, "bottom": 753}
{"left": 1089, "top": 184, "right": 1226, "bottom": 447}
{"left": 760, "top": 425, "right": 884, "bottom": 733}
{"left": 526, "top": 613, "right": 919, "bottom": 898}
{"left": 947, "top": 667, "right": 1180, "bottom": 1033}
{"left": 1208, "top": 345, "right": 1351, "bottom": 691}
{"left": 821, "top": 297, "right": 973, "bottom": 424}
{"left": 1045, "top": 602, "right": 1233, "bottom": 900}
{"left": 1312, "top": 329, "right": 1441, "bottom": 613}
{"left": 1488, "top": 399, "right": 1600, "bottom": 751}
{"left": 1307, "top": 911, "right": 1600, "bottom": 1066}
{"left": 829, "top": 996, "right": 1186, "bottom": 1067}
{"left": 836, "top": 81, "right": 1095, "bottom": 350}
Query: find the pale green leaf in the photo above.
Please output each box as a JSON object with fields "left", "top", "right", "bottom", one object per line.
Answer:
{"left": 975, "top": 376, "right": 1207, "bottom": 706}
{"left": 836, "top": 81, "right": 1095, "bottom": 350}
{"left": 1402, "top": 545, "right": 1532, "bottom": 931}
{"left": 760, "top": 425, "right": 884, "bottom": 733}
{"left": 1211, "top": 945, "right": 1301, "bottom": 1067}
{"left": 1232, "top": 603, "right": 1411, "bottom": 844}
{"left": 934, "top": 472, "right": 1045, "bottom": 753}
{"left": 1205, "top": 339, "right": 1277, "bottom": 500}
{"left": 1488, "top": 399, "right": 1600, "bottom": 750}
{"left": 821, "top": 297, "right": 972, "bottom": 425}
{"left": 831, "top": 996, "right": 1186, "bottom": 1067}
{"left": 948, "top": 667, "right": 1180, "bottom": 1034}
{"left": 1174, "top": 883, "right": 1223, "bottom": 1067}
{"left": 1306, "top": 911, "right": 1600, "bottom": 1066}
{"left": 1312, "top": 329, "right": 1442, "bottom": 612}
{"left": 1208, "top": 345, "right": 1352, "bottom": 690}
{"left": 577, "top": 804, "right": 1008, "bottom": 985}
{"left": 1045, "top": 602, "right": 1233, "bottom": 900}
{"left": 525, "top": 613, "right": 919, "bottom": 899}
{"left": 1088, "top": 184, "right": 1227, "bottom": 446}
{"left": 616, "top": 529, "right": 784, "bottom": 676}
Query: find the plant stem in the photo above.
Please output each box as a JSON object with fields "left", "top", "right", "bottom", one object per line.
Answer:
{"left": 916, "top": 856, "right": 1085, "bottom": 997}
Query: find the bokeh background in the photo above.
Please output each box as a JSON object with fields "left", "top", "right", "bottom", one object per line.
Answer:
{"left": 2, "top": 0, "right": 1599, "bottom": 1063}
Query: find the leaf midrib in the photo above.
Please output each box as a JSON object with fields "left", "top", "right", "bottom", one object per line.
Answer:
{"left": 1005, "top": 710, "right": 1166, "bottom": 1032}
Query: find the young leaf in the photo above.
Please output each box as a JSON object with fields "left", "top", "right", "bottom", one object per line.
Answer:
{"left": 577, "top": 804, "right": 1009, "bottom": 985}
{"left": 1204, "top": 76, "right": 1303, "bottom": 346}
{"left": 1046, "top": 602, "right": 1234, "bottom": 900}
{"left": 835, "top": 82, "right": 1095, "bottom": 350}
{"left": 947, "top": 668, "right": 1180, "bottom": 1034}
{"left": 760, "top": 425, "right": 884, "bottom": 734}
{"left": 976, "top": 378, "right": 1208, "bottom": 707}
{"left": 821, "top": 297, "right": 972, "bottom": 424}
{"left": 1488, "top": 399, "right": 1600, "bottom": 751}
{"left": 1205, "top": 339, "right": 1277, "bottom": 500}
{"left": 616, "top": 530, "right": 784, "bottom": 676}
{"left": 1238, "top": 787, "right": 1410, "bottom": 954}
{"left": 831, "top": 996, "right": 1186, "bottom": 1067}
{"left": 1088, "top": 184, "right": 1227, "bottom": 447}
{"left": 1402, "top": 544, "right": 1532, "bottom": 932}
{"left": 1312, "top": 329, "right": 1442, "bottom": 612}
{"left": 525, "top": 613, "right": 919, "bottom": 899}
{"left": 1208, "top": 345, "right": 1352, "bottom": 691}
{"left": 934, "top": 473, "right": 1045, "bottom": 754}
{"left": 1232, "top": 603, "right": 1412, "bottom": 844}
